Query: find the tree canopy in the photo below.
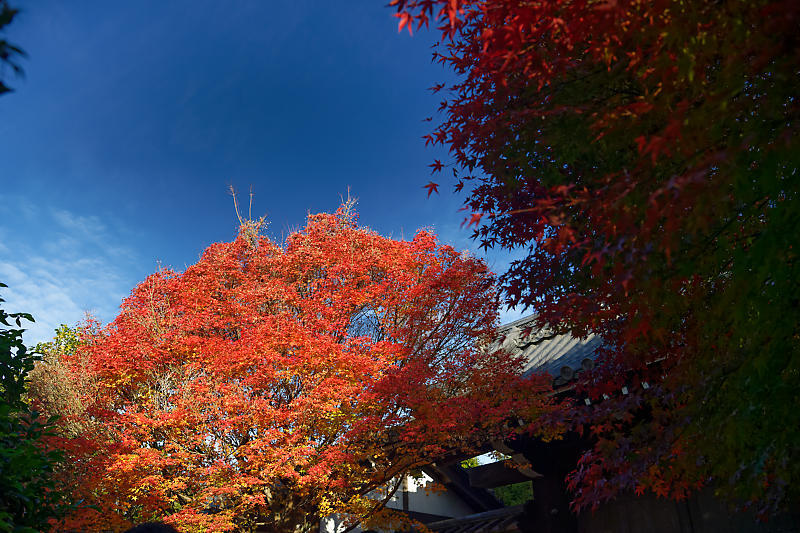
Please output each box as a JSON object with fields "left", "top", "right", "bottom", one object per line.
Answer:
{"left": 38, "top": 207, "right": 555, "bottom": 532}
{"left": 393, "top": 0, "right": 799, "bottom": 516}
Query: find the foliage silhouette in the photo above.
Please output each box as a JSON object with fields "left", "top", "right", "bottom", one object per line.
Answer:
{"left": 393, "top": 0, "right": 799, "bottom": 516}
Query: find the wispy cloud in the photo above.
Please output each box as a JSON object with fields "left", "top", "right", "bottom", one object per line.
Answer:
{"left": 0, "top": 196, "right": 139, "bottom": 346}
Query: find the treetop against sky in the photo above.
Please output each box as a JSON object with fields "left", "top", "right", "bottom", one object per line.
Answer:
{"left": 33, "top": 209, "right": 557, "bottom": 532}
{"left": 0, "top": 1, "right": 525, "bottom": 344}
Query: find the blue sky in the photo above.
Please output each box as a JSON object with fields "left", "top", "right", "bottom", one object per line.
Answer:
{"left": 1, "top": 1, "right": 525, "bottom": 344}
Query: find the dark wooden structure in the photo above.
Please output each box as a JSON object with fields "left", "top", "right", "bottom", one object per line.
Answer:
{"left": 419, "top": 316, "right": 800, "bottom": 533}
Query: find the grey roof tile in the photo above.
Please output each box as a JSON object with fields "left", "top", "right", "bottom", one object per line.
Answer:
{"left": 493, "top": 315, "right": 604, "bottom": 380}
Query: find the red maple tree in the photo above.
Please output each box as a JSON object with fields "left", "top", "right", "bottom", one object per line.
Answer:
{"left": 392, "top": 0, "right": 799, "bottom": 516}
{"left": 43, "top": 206, "right": 556, "bottom": 532}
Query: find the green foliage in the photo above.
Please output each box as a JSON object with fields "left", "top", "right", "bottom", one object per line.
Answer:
{"left": 492, "top": 482, "right": 532, "bottom": 507}
{"left": 34, "top": 324, "right": 82, "bottom": 359}
{"left": 0, "top": 283, "right": 64, "bottom": 532}
{"left": 0, "top": 300, "right": 34, "bottom": 410}
{"left": 459, "top": 457, "right": 480, "bottom": 469}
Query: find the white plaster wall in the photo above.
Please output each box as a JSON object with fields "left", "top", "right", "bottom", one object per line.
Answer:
{"left": 321, "top": 470, "right": 474, "bottom": 532}
{"left": 405, "top": 471, "right": 474, "bottom": 518}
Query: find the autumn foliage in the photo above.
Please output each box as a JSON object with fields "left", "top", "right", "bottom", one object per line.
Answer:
{"left": 40, "top": 207, "right": 554, "bottom": 532}
{"left": 393, "top": 0, "right": 799, "bottom": 516}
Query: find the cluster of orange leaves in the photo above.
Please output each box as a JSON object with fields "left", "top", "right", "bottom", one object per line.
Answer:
{"left": 44, "top": 208, "right": 556, "bottom": 532}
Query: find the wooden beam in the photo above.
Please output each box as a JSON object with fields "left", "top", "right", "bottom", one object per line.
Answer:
{"left": 467, "top": 460, "right": 541, "bottom": 489}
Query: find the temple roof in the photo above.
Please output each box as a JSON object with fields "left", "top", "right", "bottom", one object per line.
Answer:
{"left": 491, "top": 315, "right": 604, "bottom": 386}
{"left": 425, "top": 505, "right": 524, "bottom": 533}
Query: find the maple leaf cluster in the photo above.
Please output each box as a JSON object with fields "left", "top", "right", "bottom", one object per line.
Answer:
{"left": 394, "top": 0, "right": 800, "bottom": 516}
{"left": 37, "top": 208, "right": 555, "bottom": 532}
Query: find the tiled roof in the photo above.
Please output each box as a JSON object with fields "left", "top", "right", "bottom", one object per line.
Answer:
{"left": 492, "top": 315, "right": 604, "bottom": 384}
{"left": 425, "top": 505, "right": 524, "bottom": 533}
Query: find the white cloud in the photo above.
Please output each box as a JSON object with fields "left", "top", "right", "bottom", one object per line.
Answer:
{"left": 0, "top": 196, "right": 138, "bottom": 346}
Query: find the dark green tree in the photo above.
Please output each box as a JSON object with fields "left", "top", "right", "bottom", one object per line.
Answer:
{"left": 0, "top": 284, "right": 64, "bottom": 531}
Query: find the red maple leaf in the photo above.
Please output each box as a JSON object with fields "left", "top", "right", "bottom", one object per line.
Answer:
{"left": 429, "top": 159, "right": 444, "bottom": 174}
{"left": 462, "top": 212, "right": 483, "bottom": 228}
{"left": 423, "top": 181, "right": 440, "bottom": 197}
{"left": 395, "top": 12, "right": 413, "bottom": 34}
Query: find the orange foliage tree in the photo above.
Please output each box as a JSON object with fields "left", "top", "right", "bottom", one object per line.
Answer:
{"left": 44, "top": 206, "right": 555, "bottom": 532}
